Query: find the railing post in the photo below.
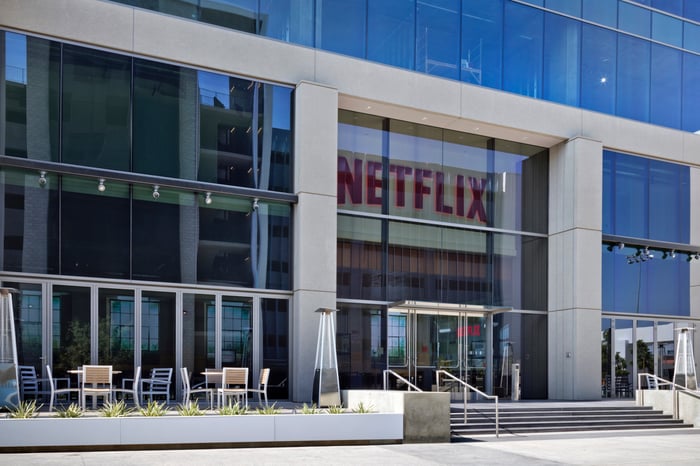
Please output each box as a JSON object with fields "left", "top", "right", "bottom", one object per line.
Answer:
{"left": 495, "top": 397, "right": 499, "bottom": 438}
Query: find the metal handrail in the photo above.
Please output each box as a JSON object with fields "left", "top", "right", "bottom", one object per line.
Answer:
{"left": 382, "top": 369, "right": 423, "bottom": 392}
{"left": 636, "top": 372, "right": 699, "bottom": 420}
{"left": 436, "top": 370, "right": 499, "bottom": 438}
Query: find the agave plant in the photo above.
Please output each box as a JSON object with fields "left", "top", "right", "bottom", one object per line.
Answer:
{"left": 176, "top": 403, "right": 205, "bottom": 416}
{"left": 99, "top": 400, "right": 134, "bottom": 418}
{"left": 54, "top": 402, "right": 84, "bottom": 418}
{"left": 8, "top": 400, "right": 42, "bottom": 419}
{"left": 255, "top": 402, "right": 281, "bottom": 415}
{"left": 219, "top": 401, "right": 248, "bottom": 416}
{"left": 351, "top": 401, "right": 374, "bottom": 414}
{"left": 139, "top": 400, "right": 169, "bottom": 417}
{"left": 325, "top": 404, "right": 345, "bottom": 414}
{"left": 300, "top": 403, "right": 320, "bottom": 414}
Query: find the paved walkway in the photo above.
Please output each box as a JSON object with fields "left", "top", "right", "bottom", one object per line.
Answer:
{"left": 3, "top": 428, "right": 700, "bottom": 465}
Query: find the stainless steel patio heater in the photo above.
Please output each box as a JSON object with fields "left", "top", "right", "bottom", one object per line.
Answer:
{"left": 673, "top": 327, "right": 697, "bottom": 390}
{"left": 312, "top": 307, "right": 341, "bottom": 407}
{"left": 0, "top": 288, "right": 20, "bottom": 408}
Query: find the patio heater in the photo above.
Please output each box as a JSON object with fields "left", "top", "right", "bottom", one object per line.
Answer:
{"left": 0, "top": 288, "right": 19, "bottom": 408}
{"left": 672, "top": 327, "right": 697, "bottom": 390}
{"left": 312, "top": 307, "right": 341, "bottom": 407}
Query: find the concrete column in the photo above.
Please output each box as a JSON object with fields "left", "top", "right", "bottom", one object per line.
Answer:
{"left": 690, "top": 168, "right": 700, "bottom": 364}
{"left": 291, "top": 81, "right": 338, "bottom": 402}
{"left": 548, "top": 137, "right": 603, "bottom": 400}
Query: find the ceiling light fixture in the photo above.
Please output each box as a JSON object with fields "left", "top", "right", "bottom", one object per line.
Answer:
{"left": 97, "top": 178, "right": 106, "bottom": 192}
{"left": 204, "top": 192, "right": 212, "bottom": 205}
{"left": 152, "top": 185, "right": 160, "bottom": 200}
{"left": 38, "top": 171, "right": 47, "bottom": 187}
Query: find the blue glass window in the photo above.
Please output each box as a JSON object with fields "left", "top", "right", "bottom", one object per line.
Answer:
{"left": 543, "top": 14, "right": 580, "bottom": 106}
{"left": 616, "top": 35, "right": 650, "bottom": 122}
{"left": 317, "top": 0, "right": 366, "bottom": 58}
{"left": 685, "top": 2, "right": 700, "bottom": 23}
{"left": 683, "top": 22, "right": 700, "bottom": 53}
{"left": 461, "top": 0, "right": 502, "bottom": 88}
{"left": 619, "top": 2, "right": 651, "bottom": 38}
{"left": 545, "top": 0, "right": 580, "bottom": 16}
{"left": 367, "top": 0, "right": 415, "bottom": 69}
{"left": 580, "top": 24, "right": 615, "bottom": 114}
{"left": 504, "top": 2, "right": 543, "bottom": 98}
{"left": 260, "top": 0, "right": 315, "bottom": 46}
{"left": 650, "top": 44, "right": 681, "bottom": 129}
{"left": 581, "top": 0, "right": 617, "bottom": 27}
{"left": 648, "top": 160, "right": 689, "bottom": 243}
{"left": 653, "top": 0, "right": 682, "bottom": 16}
{"left": 682, "top": 53, "right": 700, "bottom": 132}
{"left": 652, "top": 12, "right": 682, "bottom": 47}
{"left": 415, "top": 0, "right": 460, "bottom": 80}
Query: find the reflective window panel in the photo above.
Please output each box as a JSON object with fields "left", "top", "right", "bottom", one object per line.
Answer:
{"left": 337, "top": 304, "right": 386, "bottom": 390}
{"left": 52, "top": 285, "right": 91, "bottom": 375}
{"left": 98, "top": 288, "right": 135, "bottom": 377}
{"left": 261, "top": 298, "right": 289, "bottom": 399}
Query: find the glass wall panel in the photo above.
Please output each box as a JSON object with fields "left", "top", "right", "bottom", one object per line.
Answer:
{"left": 4, "top": 282, "right": 42, "bottom": 369}
{"left": 649, "top": 159, "right": 689, "bottom": 243}
{"left": 3, "top": 33, "right": 60, "bottom": 161}
{"left": 619, "top": 2, "right": 651, "bottom": 38}
{"left": 461, "top": 0, "right": 503, "bottom": 88}
{"left": 682, "top": 52, "right": 700, "bottom": 133}
{"left": 602, "top": 318, "right": 612, "bottom": 397}
{"left": 581, "top": 24, "right": 616, "bottom": 115}
{"left": 260, "top": 0, "right": 314, "bottom": 46}
{"left": 199, "top": 0, "right": 257, "bottom": 32}
{"left": 221, "top": 296, "right": 252, "bottom": 369}
{"left": 493, "top": 312, "right": 547, "bottom": 399}
{"left": 658, "top": 321, "right": 674, "bottom": 380}
{"left": 337, "top": 304, "right": 385, "bottom": 390}
{"left": 132, "top": 186, "right": 192, "bottom": 283}
{"left": 1, "top": 167, "right": 59, "bottom": 274}
{"left": 543, "top": 14, "right": 580, "bottom": 107}
{"left": 61, "top": 176, "right": 130, "bottom": 279}
{"left": 653, "top": 0, "right": 681, "bottom": 16}
{"left": 261, "top": 298, "right": 289, "bottom": 399}
{"left": 616, "top": 35, "right": 650, "bottom": 122}
{"left": 650, "top": 45, "right": 681, "bottom": 129}
{"left": 52, "top": 285, "right": 90, "bottom": 375}
{"left": 614, "top": 319, "right": 634, "bottom": 397}
{"left": 684, "top": 22, "right": 700, "bottom": 54}
{"left": 503, "top": 2, "right": 543, "bottom": 98}
{"left": 367, "top": 0, "right": 415, "bottom": 69}
{"left": 141, "top": 291, "right": 176, "bottom": 395}
{"left": 62, "top": 45, "right": 131, "bottom": 170}
{"left": 652, "top": 12, "right": 682, "bottom": 47}
{"left": 337, "top": 215, "right": 383, "bottom": 300}
{"left": 98, "top": 288, "right": 134, "bottom": 380}
{"left": 637, "top": 320, "right": 654, "bottom": 386}
{"left": 415, "top": 0, "right": 460, "bottom": 79}
{"left": 611, "top": 153, "right": 648, "bottom": 238}
{"left": 133, "top": 60, "right": 197, "bottom": 179}
{"left": 317, "top": 0, "right": 366, "bottom": 58}
{"left": 182, "top": 293, "right": 215, "bottom": 387}
{"left": 582, "top": 0, "right": 617, "bottom": 27}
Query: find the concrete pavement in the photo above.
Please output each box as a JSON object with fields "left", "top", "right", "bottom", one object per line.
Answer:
{"left": 2, "top": 428, "right": 699, "bottom": 465}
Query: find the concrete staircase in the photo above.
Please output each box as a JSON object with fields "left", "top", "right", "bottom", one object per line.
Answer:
{"left": 451, "top": 402, "right": 694, "bottom": 438}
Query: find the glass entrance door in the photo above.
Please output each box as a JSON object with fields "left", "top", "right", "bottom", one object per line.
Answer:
{"left": 388, "top": 304, "right": 490, "bottom": 393}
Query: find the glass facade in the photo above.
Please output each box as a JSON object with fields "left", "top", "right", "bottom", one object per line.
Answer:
{"left": 602, "top": 150, "right": 690, "bottom": 316}
{"left": 110, "top": 0, "right": 700, "bottom": 132}
{"left": 337, "top": 110, "right": 549, "bottom": 398}
{"left": 1, "top": 31, "right": 293, "bottom": 290}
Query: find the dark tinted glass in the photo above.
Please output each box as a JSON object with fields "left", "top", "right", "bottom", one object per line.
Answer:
{"left": 133, "top": 60, "right": 197, "bottom": 178}
{"left": 60, "top": 177, "right": 130, "bottom": 278}
{"left": 262, "top": 298, "right": 289, "bottom": 399}
{"left": 337, "top": 305, "right": 386, "bottom": 390}
{"left": 260, "top": 0, "right": 315, "bottom": 46}
{"left": 62, "top": 45, "right": 131, "bottom": 170}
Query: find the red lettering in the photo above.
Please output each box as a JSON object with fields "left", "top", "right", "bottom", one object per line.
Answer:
{"left": 337, "top": 156, "right": 363, "bottom": 204}
{"left": 456, "top": 175, "right": 465, "bottom": 217}
{"left": 466, "top": 177, "right": 487, "bottom": 222}
{"left": 389, "top": 164, "right": 412, "bottom": 207}
{"left": 435, "top": 172, "right": 452, "bottom": 214}
{"left": 366, "top": 161, "right": 382, "bottom": 205}
{"left": 414, "top": 169, "right": 432, "bottom": 209}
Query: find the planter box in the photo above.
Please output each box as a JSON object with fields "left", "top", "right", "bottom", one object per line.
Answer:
{"left": 0, "top": 412, "right": 403, "bottom": 450}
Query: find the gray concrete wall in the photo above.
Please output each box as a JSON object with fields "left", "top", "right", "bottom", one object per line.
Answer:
{"left": 343, "top": 390, "right": 451, "bottom": 443}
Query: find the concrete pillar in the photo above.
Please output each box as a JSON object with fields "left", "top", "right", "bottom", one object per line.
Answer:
{"left": 548, "top": 137, "right": 603, "bottom": 400}
{"left": 690, "top": 168, "right": 700, "bottom": 365}
{"left": 291, "top": 81, "right": 338, "bottom": 402}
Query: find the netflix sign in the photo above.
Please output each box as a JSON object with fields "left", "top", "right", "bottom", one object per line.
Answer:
{"left": 338, "top": 150, "right": 496, "bottom": 226}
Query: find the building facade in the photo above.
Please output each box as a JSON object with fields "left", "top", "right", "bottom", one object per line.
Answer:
{"left": 1, "top": 0, "right": 699, "bottom": 402}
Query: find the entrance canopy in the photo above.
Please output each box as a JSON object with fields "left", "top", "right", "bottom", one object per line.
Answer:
{"left": 389, "top": 300, "right": 512, "bottom": 315}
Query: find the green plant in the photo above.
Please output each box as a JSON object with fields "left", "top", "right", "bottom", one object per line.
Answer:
{"left": 351, "top": 401, "right": 374, "bottom": 414}
{"left": 219, "top": 401, "right": 248, "bottom": 416}
{"left": 100, "top": 400, "right": 134, "bottom": 417}
{"left": 325, "top": 404, "right": 345, "bottom": 414}
{"left": 139, "top": 400, "right": 169, "bottom": 417}
{"left": 299, "top": 403, "right": 320, "bottom": 414}
{"left": 8, "top": 399, "right": 42, "bottom": 418}
{"left": 177, "top": 403, "right": 205, "bottom": 416}
{"left": 256, "top": 402, "right": 281, "bottom": 415}
{"left": 54, "top": 403, "right": 83, "bottom": 418}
